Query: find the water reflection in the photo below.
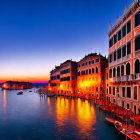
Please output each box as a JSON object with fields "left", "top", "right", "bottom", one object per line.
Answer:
{"left": 77, "top": 98, "right": 96, "bottom": 136}
{"left": 3, "top": 89, "right": 7, "bottom": 115}
{"left": 55, "top": 97, "right": 96, "bottom": 138}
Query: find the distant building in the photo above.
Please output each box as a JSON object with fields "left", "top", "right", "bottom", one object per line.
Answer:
{"left": 49, "top": 60, "right": 77, "bottom": 97}
{"left": 108, "top": 0, "right": 140, "bottom": 114}
{"left": 77, "top": 53, "right": 107, "bottom": 99}
{"left": 2, "top": 81, "right": 32, "bottom": 90}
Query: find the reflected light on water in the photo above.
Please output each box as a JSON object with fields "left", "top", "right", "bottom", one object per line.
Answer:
{"left": 55, "top": 97, "right": 96, "bottom": 138}
{"left": 3, "top": 90, "right": 7, "bottom": 119}
{"left": 77, "top": 98, "right": 96, "bottom": 137}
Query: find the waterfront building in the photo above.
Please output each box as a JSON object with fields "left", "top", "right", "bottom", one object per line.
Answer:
{"left": 49, "top": 60, "right": 77, "bottom": 96}
{"left": 2, "top": 81, "right": 32, "bottom": 90}
{"left": 77, "top": 53, "right": 107, "bottom": 99}
{"left": 108, "top": 0, "right": 140, "bottom": 114}
{"left": 49, "top": 66, "right": 61, "bottom": 94}
{"left": 59, "top": 60, "right": 77, "bottom": 96}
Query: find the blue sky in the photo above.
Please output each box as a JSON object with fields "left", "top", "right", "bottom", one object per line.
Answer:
{"left": 0, "top": 0, "right": 134, "bottom": 82}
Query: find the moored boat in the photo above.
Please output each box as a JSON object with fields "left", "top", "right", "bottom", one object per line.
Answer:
{"left": 105, "top": 117, "right": 116, "bottom": 124}
{"left": 17, "top": 91, "right": 23, "bottom": 95}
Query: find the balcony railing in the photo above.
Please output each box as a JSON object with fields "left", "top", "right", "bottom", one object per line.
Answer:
{"left": 134, "top": 49, "right": 140, "bottom": 57}
{"left": 109, "top": 74, "right": 140, "bottom": 82}
{"left": 109, "top": 54, "right": 131, "bottom": 67}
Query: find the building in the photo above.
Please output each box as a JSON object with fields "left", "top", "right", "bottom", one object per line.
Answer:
{"left": 49, "top": 66, "right": 61, "bottom": 94}
{"left": 49, "top": 60, "right": 77, "bottom": 97}
{"left": 108, "top": 0, "right": 140, "bottom": 114}
{"left": 2, "top": 81, "right": 32, "bottom": 90}
{"left": 77, "top": 53, "right": 107, "bottom": 99}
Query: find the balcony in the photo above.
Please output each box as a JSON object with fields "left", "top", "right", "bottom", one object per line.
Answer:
{"left": 134, "top": 49, "right": 140, "bottom": 57}
{"left": 109, "top": 54, "right": 131, "bottom": 67}
{"left": 109, "top": 74, "right": 139, "bottom": 82}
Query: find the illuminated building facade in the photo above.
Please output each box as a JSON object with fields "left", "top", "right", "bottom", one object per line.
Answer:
{"left": 49, "top": 66, "right": 61, "bottom": 94}
{"left": 108, "top": 0, "right": 140, "bottom": 114}
{"left": 59, "top": 60, "right": 77, "bottom": 96}
{"left": 49, "top": 60, "right": 77, "bottom": 96}
{"left": 77, "top": 53, "right": 107, "bottom": 99}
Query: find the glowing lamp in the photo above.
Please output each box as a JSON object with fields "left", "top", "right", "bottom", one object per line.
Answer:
{"left": 60, "top": 85, "right": 63, "bottom": 88}
{"left": 3, "top": 84, "right": 7, "bottom": 88}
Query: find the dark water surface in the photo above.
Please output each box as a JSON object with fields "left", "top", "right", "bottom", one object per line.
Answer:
{"left": 0, "top": 88, "right": 124, "bottom": 140}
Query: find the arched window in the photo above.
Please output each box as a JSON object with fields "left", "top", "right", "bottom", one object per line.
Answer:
{"left": 135, "top": 59, "right": 140, "bottom": 74}
{"left": 121, "top": 65, "right": 124, "bottom": 76}
{"left": 109, "top": 69, "right": 112, "bottom": 78}
{"left": 113, "top": 67, "right": 116, "bottom": 77}
{"left": 117, "top": 66, "right": 120, "bottom": 77}
{"left": 126, "top": 63, "right": 131, "bottom": 75}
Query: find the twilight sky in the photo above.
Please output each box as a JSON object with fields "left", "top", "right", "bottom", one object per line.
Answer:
{"left": 0, "top": 0, "right": 133, "bottom": 83}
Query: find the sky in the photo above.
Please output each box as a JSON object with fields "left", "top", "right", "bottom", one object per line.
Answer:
{"left": 0, "top": 0, "right": 134, "bottom": 83}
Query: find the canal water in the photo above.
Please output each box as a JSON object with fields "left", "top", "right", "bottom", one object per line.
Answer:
{"left": 0, "top": 88, "right": 125, "bottom": 140}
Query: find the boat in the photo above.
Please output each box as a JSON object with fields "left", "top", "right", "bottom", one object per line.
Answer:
{"left": 114, "top": 121, "right": 140, "bottom": 140}
{"left": 17, "top": 91, "right": 23, "bottom": 95}
{"left": 29, "top": 91, "right": 32, "bottom": 92}
{"left": 105, "top": 117, "right": 116, "bottom": 124}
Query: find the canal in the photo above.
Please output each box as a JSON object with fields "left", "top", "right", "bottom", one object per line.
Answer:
{"left": 0, "top": 88, "right": 125, "bottom": 140}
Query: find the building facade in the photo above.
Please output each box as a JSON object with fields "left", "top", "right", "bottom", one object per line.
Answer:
{"left": 49, "top": 60, "right": 77, "bottom": 96}
{"left": 77, "top": 53, "right": 107, "bottom": 99}
{"left": 108, "top": 0, "right": 140, "bottom": 114}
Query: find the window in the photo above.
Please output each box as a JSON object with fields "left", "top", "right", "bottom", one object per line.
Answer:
{"left": 122, "top": 101, "right": 124, "bottom": 107}
{"left": 135, "top": 59, "right": 140, "bottom": 74}
{"left": 118, "top": 30, "right": 121, "bottom": 41}
{"left": 92, "top": 68, "right": 94, "bottom": 74}
{"left": 109, "top": 86, "right": 111, "bottom": 94}
{"left": 122, "top": 87, "right": 125, "bottom": 97}
{"left": 114, "top": 51, "right": 116, "bottom": 61}
{"left": 135, "top": 36, "right": 140, "bottom": 51}
{"left": 127, "top": 104, "right": 130, "bottom": 110}
{"left": 113, "top": 67, "right": 116, "bottom": 77}
{"left": 92, "top": 60, "right": 94, "bottom": 64}
{"left": 121, "top": 65, "right": 124, "bottom": 76}
{"left": 126, "top": 63, "right": 130, "bottom": 75}
{"left": 109, "top": 69, "right": 112, "bottom": 78}
{"left": 114, "top": 34, "right": 117, "bottom": 44}
{"left": 101, "top": 67, "right": 104, "bottom": 72}
{"left": 89, "top": 61, "right": 91, "bottom": 65}
{"left": 122, "top": 25, "right": 126, "bottom": 37}
{"left": 117, "top": 66, "right": 120, "bottom": 77}
{"left": 78, "top": 64, "right": 80, "bottom": 67}
{"left": 96, "top": 87, "right": 98, "bottom": 91}
{"left": 86, "top": 62, "right": 87, "bottom": 65}
{"left": 78, "top": 71, "right": 80, "bottom": 76}
{"left": 96, "top": 67, "right": 98, "bottom": 73}
{"left": 82, "top": 63, "right": 84, "bottom": 67}
{"left": 117, "top": 49, "right": 121, "bottom": 59}
{"left": 134, "top": 86, "right": 138, "bottom": 100}
{"left": 127, "top": 42, "right": 131, "bottom": 55}
{"left": 127, "top": 87, "right": 131, "bottom": 98}
{"left": 86, "top": 69, "right": 88, "bottom": 75}
{"left": 122, "top": 45, "right": 126, "bottom": 57}
{"left": 114, "top": 99, "right": 116, "bottom": 103}
{"left": 89, "top": 69, "right": 91, "bottom": 74}
{"left": 113, "top": 87, "right": 115, "bottom": 95}
{"left": 127, "top": 20, "right": 131, "bottom": 33}
{"left": 109, "top": 38, "right": 113, "bottom": 48}
{"left": 135, "top": 11, "right": 140, "bottom": 27}
{"left": 106, "top": 73, "right": 108, "bottom": 80}
{"left": 96, "top": 58, "right": 99, "bottom": 63}
{"left": 109, "top": 54, "right": 112, "bottom": 63}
